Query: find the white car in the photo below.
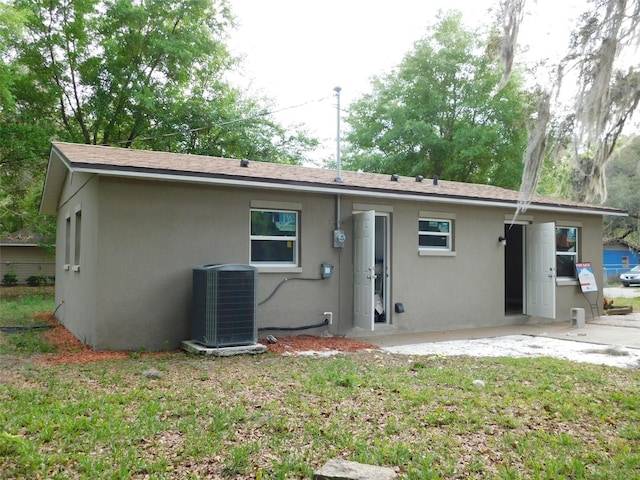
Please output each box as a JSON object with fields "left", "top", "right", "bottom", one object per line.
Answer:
{"left": 620, "top": 265, "right": 640, "bottom": 287}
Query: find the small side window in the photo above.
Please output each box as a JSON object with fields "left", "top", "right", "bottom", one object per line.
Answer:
{"left": 73, "top": 208, "right": 82, "bottom": 271}
{"left": 64, "top": 214, "right": 71, "bottom": 268}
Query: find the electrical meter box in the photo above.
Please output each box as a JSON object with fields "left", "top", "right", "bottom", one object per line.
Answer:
{"left": 333, "top": 229, "right": 346, "bottom": 248}
{"left": 321, "top": 263, "right": 334, "bottom": 279}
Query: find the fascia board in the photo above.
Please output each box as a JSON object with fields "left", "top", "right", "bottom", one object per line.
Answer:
{"left": 40, "top": 146, "right": 75, "bottom": 215}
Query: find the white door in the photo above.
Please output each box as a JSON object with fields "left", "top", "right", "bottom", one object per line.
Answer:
{"left": 526, "top": 222, "right": 556, "bottom": 319}
{"left": 353, "top": 211, "right": 375, "bottom": 330}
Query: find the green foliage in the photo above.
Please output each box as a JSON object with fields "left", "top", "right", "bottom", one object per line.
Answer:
{"left": 343, "top": 11, "right": 532, "bottom": 189}
{"left": 25, "top": 275, "right": 47, "bottom": 287}
{"left": 1, "top": 328, "right": 57, "bottom": 355}
{"left": 0, "top": 115, "right": 56, "bottom": 235}
{"left": 0, "top": 286, "right": 54, "bottom": 325}
{"left": 536, "top": 154, "right": 573, "bottom": 199}
{"left": 2, "top": 272, "right": 17, "bottom": 286}
{"left": 11, "top": 0, "right": 234, "bottom": 146}
{"left": 603, "top": 136, "right": 640, "bottom": 245}
{"left": 0, "top": 0, "right": 318, "bottom": 238}
{"left": 0, "top": 287, "right": 56, "bottom": 355}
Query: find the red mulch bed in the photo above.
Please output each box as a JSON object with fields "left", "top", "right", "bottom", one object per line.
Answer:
{"left": 31, "top": 314, "right": 377, "bottom": 365}
{"left": 34, "top": 314, "right": 130, "bottom": 365}
{"left": 258, "top": 334, "right": 377, "bottom": 355}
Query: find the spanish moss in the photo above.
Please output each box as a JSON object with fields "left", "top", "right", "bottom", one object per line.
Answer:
{"left": 498, "top": 0, "right": 640, "bottom": 208}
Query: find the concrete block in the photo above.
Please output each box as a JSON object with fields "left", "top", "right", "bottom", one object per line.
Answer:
{"left": 571, "top": 307, "right": 585, "bottom": 328}
{"left": 180, "top": 340, "right": 266, "bottom": 356}
{"left": 314, "top": 459, "right": 397, "bottom": 480}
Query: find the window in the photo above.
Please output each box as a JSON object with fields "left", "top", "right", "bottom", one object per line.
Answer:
{"left": 74, "top": 208, "right": 82, "bottom": 270}
{"left": 622, "top": 255, "right": 629, "bottom": 268}
{"left": 250, "top": 209, "right": 298, "bottom": 266}
{"left": 419, "top": 219, "right": 452, "bottom": 251}
{"left": 64, "top": 214, "right": 71, "bottom": 267}
{"left": 555, "top": 226, "right": 578, "bottom": 277}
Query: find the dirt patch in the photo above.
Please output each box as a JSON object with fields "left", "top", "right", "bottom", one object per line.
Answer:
{"left": 32, "top": 314, "right": 377, "bottom": 364}
{"left": 0, "top": 285, "right": 54, "bottom": 301}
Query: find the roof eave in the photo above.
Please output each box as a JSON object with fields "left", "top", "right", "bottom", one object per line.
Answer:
{"left": 40, "top": 144, "right": 72, "bottom": 215}
{"left": 67, "top": 163, "right": 628, "bottom": 217}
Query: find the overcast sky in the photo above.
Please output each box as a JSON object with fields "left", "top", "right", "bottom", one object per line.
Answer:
{"left": 227, "top": 0, "right": 583, "bottom": 161}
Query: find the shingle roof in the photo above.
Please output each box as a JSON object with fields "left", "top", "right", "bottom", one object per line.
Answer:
{"left": 603, "top": 237, "right": 639, "bottom": 250}
{"left": 43, "top": 142, "right": 626, "bottom": 216}
{"left": 0, "top": 229, "right": 43, "bottom": 246}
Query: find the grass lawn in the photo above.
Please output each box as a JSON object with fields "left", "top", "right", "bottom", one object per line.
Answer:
{"left": 1, "top": 288, "right": 640, "bottom": 479}
{"left": 605, "top": 293, "right": 640, "bottom": 312}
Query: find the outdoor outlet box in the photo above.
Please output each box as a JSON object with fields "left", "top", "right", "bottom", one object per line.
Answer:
{"left": 321, "top": 263, "right": 334, "bottom": 279}
{"left": 333, "top": 229, "right": 346, "bottom": 248}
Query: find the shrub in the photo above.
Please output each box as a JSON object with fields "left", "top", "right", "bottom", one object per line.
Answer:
{"left": 25, "top": 275, "right": 47, "bottom": 287}
{"left": 2, "top": 272, "right": 18, "bottom": 286}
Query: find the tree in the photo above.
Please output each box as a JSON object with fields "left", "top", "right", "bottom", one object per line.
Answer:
{"left": 7, "top": 0, "right": 316, "bottom": 158}
{"left": 140, "top": 88, "right": 318, "bottom": 164}
{"left": 10, "top": 0, "right": 238, "bottom": 146}
{"left": 342, "top": 11, "right": 532, "bottom": 189}
{"left": 0, "top": 3, "right": 56, "bottom": 235}
{"left": 603, "top": 136, "right": 640, "bottom": 245}
{"left": 496, "top": 0, "right": 640, "bottom": 207}
{"left": 0, "top": 0, "right": 317, "bottom": 236}
{"left": 0, "top": 2, "right": 22, "bottom": 110}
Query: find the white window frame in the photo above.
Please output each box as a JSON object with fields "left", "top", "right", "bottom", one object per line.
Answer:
{"left": 418, "top": 210, "right": 456, "bottom": 257}
{"left": 555, "top": 225, "right": 579, "bottom": 279}
{"left": 418, "top": 218, "right": 453, "bottom": 252}
{"left": 250, "top": 208, "right": 299, "bottom": 267}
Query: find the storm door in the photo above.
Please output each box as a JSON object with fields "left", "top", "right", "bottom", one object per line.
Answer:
{"left": 525, "top": 222, "right": 556, "bottom": 319}
{"left": 353, "top": 211, "right": 375, "bottom": 330}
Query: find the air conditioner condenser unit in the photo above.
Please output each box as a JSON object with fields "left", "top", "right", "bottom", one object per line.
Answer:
{"left": 192, "top": 264, "right": 258, "bottom": 347}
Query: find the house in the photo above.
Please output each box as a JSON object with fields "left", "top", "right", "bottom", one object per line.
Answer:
{"left": 40, "top": 142, "right": 626, "bottom": 351}
{"left": 603, "top": 237, "right": 639, "bottom": 281}
{"left": 0, "top": 230, "right": 55, "bottom": 285}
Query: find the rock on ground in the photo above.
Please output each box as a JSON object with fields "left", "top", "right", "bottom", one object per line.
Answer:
{"left": 314, "top": 458, "right": 397, "bottom": 480}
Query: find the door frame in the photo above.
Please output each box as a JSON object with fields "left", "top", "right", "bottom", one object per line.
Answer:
{"left": 503, "top": 222, "right": 526, "bottom": 314}
{"left": 375, "top": 212, "right": 391, "bottom": 325}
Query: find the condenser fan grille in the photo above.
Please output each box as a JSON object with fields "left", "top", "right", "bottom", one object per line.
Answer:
{"left": 192, "top": 264, "right": 258, "bottom": 347}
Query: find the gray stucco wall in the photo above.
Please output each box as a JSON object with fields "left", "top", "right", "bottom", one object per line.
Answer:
{"left": 53, "top": 173, "right": 606, "bottom": 351}
{"left": 389, "top": 202, "right": 506, "bottom": 332}
{"left": 54, "top": 171, "right": 99, "bottom": 346}
{"left": 93, "top": 178, "right": 343, "bottom": 350}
